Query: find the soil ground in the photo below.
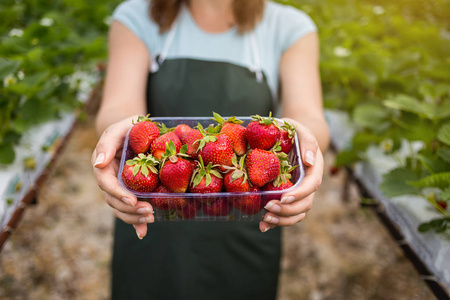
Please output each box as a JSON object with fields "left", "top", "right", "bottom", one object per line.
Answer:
{"left": 0, "top": 115, "right": 434, "bottom": 300}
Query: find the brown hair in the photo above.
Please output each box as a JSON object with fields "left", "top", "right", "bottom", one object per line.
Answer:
{"left": 149, "top": 0, "right": 265, "bottom": 34}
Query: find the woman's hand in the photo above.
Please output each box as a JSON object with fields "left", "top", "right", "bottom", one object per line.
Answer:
{"left": 91, "top": 116, "right": 154, "bottom": 239}
{"left": 259, "top": 119, "right": 324, "bottom": 232}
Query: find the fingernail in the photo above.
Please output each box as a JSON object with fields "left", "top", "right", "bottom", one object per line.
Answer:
{"left": 139, "top": 216, "right": 154, "bottom": 224}
{"left": 264, "top": 215, "right": 279, "bottom": 224}
{"left": 264, "top": 202, "right": 281, "bottom": 213}
{"left": 280, "top": 196, "right": 295, "bottom": 204}
{"left": 137, "top": 207, "right": 152, "bottom": 214}
{"left": 135, "top": 228, "right": 143, "bottom": 240}
{"left": 122, "top": 197, "right": 135, "bottom": 207}
{"left": 94, "top": 153, "right": 105, "bottom": 167}
{"left": 261, "top": 227, "right": 270, "bottom": 233}
{"left": 305, "top": 150, "right": 314, "bottom": 166}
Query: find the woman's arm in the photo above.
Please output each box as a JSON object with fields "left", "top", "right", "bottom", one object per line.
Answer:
{"left": 96, "top": 21, "right": 149, "bottom": 134}
{"left": 92, "top": 21, "right": 155, "bottom": 239}
{"left": 259, "top": 32, "right": 330, "bottom": 232}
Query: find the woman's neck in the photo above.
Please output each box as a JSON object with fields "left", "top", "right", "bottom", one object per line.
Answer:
{"left": 188, "top": 0, "right": 236, "bottom": 33}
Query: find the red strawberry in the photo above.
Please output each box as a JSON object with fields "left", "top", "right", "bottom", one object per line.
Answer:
{"left": 151, "top": 132, "right": 182, "bottom": 160}
{"left": 150, "top": 184, "right": 188, "bottom": 210}
{"left": 262, "top": 181, "right": 293, "bottom": 191}
{"left": 121, "top": 153, "right": 159, "bottom": 192}
{"left": 246, "top": 149, "right": 280, "bottom": 187}
{"left": 262, "top": 156, "right": 297, "bottom": 191}
{"left": 246, "top": 112, "right": 281, "bottom": 150}
{"left": 437, "top": 200, "right": 448, "bottom": 210}
{"left": 197, "top": 133, "right": 233, "bottom": 172}
{"left": 159, "top": 142, "right": 194, "bottom": 193}
{"left": 173, "top": 124, "right": 192, "bottom": 140}
{"left": 211, "top": 112, "right": 247, "bottom": 156}
{"left": 232, "top": 186, "right": 263, "bottom": 215}
{"left": 223, "top": 155, "right": 250, "bottom": 193}
{"left": 279, "top": 121, "right": 296, "bottom": 154}
{"left": 189, "top": 156, "right": 223, "bottom": 201}
{"left": 177, "top": 200, "right": 201, "bottom": 219}
{"left": 202, "top": 197, "right": 231, "bottom": 216}
{"left": 129, "top": 115, "right": 160, "bottom": 154}
{"left": 181, "top": 128, "right": 203, "bottom": 159}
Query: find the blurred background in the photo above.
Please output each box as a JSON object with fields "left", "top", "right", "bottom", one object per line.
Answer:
{"left": 0, "top": 0, "right": 449, "bottom": 299}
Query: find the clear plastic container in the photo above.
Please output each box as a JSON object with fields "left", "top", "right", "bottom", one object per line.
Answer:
{"left": 118, "top": 117, "right": 305, "bottom": 221}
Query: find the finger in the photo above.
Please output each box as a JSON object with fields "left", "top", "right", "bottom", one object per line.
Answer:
{"left": 259, "top": 221, "right": 276, "bottom": 233}
{"left": 132, "top": 202, "right": 154, "bottom": 239}
{"left": 133, "top": 224, "right": 148, "bottom": 240}
{"left": 105, "top": 193, "right": 154, "bottom": 215}
{"left": 112, "top": 207, "right": 154, "bottom": 225}
{"left": 282, "top": 118, "right": 319, "bottom": 167}
{"left": 264, "top": 194, "right": 314, "bottom": 217}
{"left": 94, "top": 162, "right": 138, "bottom": 206}
{"left": 279, "top": 148, "right": 324, "bottom": 204}
{"left": 262, "top": 212, "right": 306, "bottom": 227}
{"left": 92, "top": 119, "right": 132, "bottom": 168}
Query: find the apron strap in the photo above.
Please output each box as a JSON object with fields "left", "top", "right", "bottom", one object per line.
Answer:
{"left": 249, "top": 33, "right": 263, "bottom": 83}
{"left": 150, "top": 13, "right": 180, "bottom": 73}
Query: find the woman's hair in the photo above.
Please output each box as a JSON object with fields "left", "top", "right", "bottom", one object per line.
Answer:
{"left": 149, "top": 0, "right": 266, "bottom": 34}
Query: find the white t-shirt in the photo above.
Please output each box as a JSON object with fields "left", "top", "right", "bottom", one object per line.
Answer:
{"left": 112, "top": 0, "right": 317, "bottom": 101}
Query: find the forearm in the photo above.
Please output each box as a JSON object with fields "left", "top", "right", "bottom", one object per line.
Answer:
{"left": 95, "top": 104, "right": 145, "bottom": 137}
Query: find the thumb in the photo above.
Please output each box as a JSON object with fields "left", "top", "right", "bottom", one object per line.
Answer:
{"left": 91, "top": 119, "right": 133, "bottom": 168}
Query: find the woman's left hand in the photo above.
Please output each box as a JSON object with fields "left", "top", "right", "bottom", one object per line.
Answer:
{"left": 259, "top": 119, "right": 324, "bottom": 232}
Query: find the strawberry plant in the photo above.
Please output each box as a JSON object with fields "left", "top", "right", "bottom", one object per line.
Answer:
{"left": 280, "top": 0, "right": 450, "bottom": 234}
{"left": 0, "top": 0, "right": 121, "bottom": 164}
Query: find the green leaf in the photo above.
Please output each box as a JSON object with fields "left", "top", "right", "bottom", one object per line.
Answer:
{"left": 132, "top": 164, "right": 140, "bottom": 176}
{"left": 383, "top": 94, "right": 439, "bottom": 120}
{"left": 438, "top": 148, "right": 450, "bottom": 164}
{"left": 379, "top": 168, "right": 419, "bottom": 198}
{"left": 440, "top": 188, "right": 450, "bottom": 201}
{"left": 0, "top": 58, "right": 21, "bottom": 79}
{"left": 205, "top": 174, "right": 212, "bottom": 187}
{"left": 437, "top": 123, "right": 450, "bottom": 146}
{"left": 0, "top": 143, "right": 15, "bottom": 165}
{"left": 334, "top": 149, "right": 361, "bottom": 167}
{"left": 408, "top": 172, "right": 450, "bottom": 190}
{"left": 142, "top": 165, "right": 150, "bottom": 177}
{"left": 352, "top": 103, "right": 390, "bottom": 130}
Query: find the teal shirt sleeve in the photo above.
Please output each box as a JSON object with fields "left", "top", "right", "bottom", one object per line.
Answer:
{"left": 112, "top": 0, "right": 161, "bottom": 54}
{"left": 264, "top": 2, "right": 317, "bottom": 53}
{"left": 280, "top": 6, "right": 317, "bottom": 52}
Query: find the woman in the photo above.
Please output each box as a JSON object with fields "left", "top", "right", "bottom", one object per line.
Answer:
{"left": 92, "top": 0, "right": 329, "bottom": 299}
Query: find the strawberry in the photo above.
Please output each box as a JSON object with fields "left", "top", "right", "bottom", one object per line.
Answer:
{"left": 202, "top": 197, "right": 231, "bottom": 216}
{"left": 177, "top": 200, "right": 201, "bottom": 219}
{"left": 231, "top": 186, "right": 263, "bottom": 215}
{"left": 129, "top": 115, "right": 160, "bottom": 154}
{"left": 279, "top": 120, "right": 296, "bottom": 154}
{"left": 211, "top": 112, "right": 247, "bottom": 156}
{"left": 196, "top": 123, "right": 233, "bottom": 172}
{"left": 159, "top": 142, "right": 194, "bottom": 193}
{"left": 173, "top": 124, "right": 193, "bottom": 140}
{"left": 189, "top": 155, "right": 223, "bottom": 201}
{"left": 246, "top": 148, "right": 280, "bottom": 187}
{"left": 181, "top": 128, "right": 203, "bottom": 159}
{"left": 121, "top": 153, "right": 159, "bottom": 192}
{"left": 246, "top": 112, "right": 281, "bottom": 150}
{"left": 223, "top": 155, "right": 250, "bottom": 193}
{"left": 263, "top": 155, "right": 297, "bottom": 190}
{"left": 150, "top": 184, "right": 188, "bottom": 210}
{"left": 151, "top": 132, "right": 182, "bottom": 160}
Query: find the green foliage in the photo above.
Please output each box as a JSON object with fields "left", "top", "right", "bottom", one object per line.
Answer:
{"left": 0, "top": 0, "right": 121, "bottom": 165}
{"left": 280, "top": 0, "right": 450, "bottom": 234}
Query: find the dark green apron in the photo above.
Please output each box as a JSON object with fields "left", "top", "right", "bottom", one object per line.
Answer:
{"left": 112, "top": 25, "right": 281, "bottom": 300}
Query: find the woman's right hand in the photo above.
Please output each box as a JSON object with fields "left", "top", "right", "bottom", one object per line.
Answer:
{"left": 91, "top": 116, "right": 154, "bottom": 239}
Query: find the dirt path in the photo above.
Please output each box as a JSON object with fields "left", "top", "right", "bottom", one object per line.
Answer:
{"left": 0, "top": 116, "right": 433, "bottom": 300}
